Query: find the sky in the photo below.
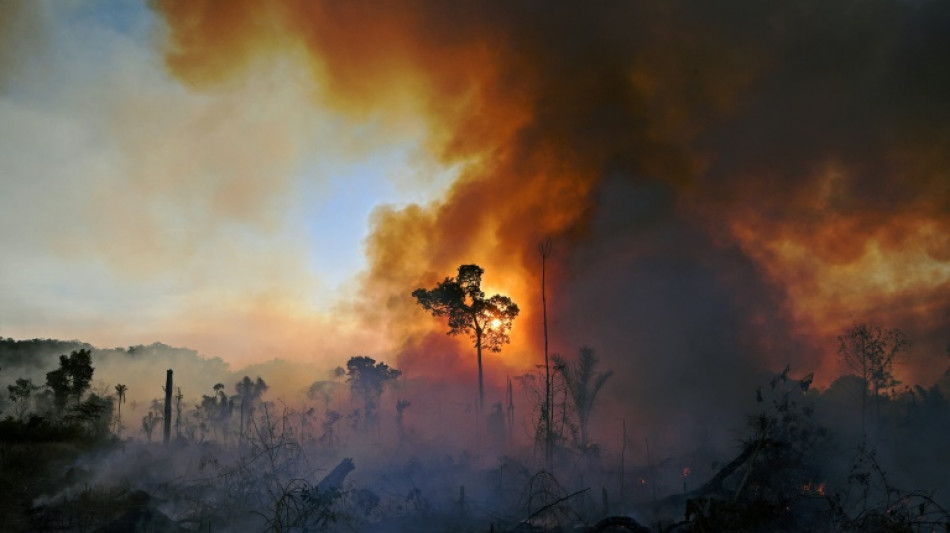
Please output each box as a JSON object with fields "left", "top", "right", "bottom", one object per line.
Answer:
{"left": 0, "top": 0, "right": 456, "bottom": 367}
{"left": 1, "top": 0, "right": 949, "bottom": 430}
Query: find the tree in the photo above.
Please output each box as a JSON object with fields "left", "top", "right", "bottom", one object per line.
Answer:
{"left": 412, "top": 264, "right": 520, "bottom": 411}
{"left": 345, "top": 356, "right": 401, "bottom": 433}
{"left": 838, "top": 322, "right": 908, "bottom": 441}
{"left": 235, "top": 375, "right": 268, "bottom": 437}
{"left": 163, "top": 370, "right": 173, "bottom": 445}
{"left": 114, "top": 383, "right": 128, "bottom": 433}
{"left": 45, "top": 349, "right": 94, "bottom": 412}
{"left": 8, "top": 378, "right": 38, "bottom": 419}
{"left": 319, "top": 409, "right": 342, "bottom": 448}
{"left": 308, "top": 380, "right": 342, "bottom": 411}
{"left": 175, "top": 387, "right": 184, "bottom": 440}
{"left": 142, "top": 411, "right": 160, "bottom": 443}
{"left": 198, "top": 382, "right": 232, "bottom": 441}
{"left": 538, "top": 240, "right": 554, "bottom": 469}
{"left": 396, "top": 398, "right": 411, "bottom": 444}
{"left": 553, "top": 346, "right": 614, "bottom": 453}
{"left": 73, "top": 393, "right": 113, "bottom": 437}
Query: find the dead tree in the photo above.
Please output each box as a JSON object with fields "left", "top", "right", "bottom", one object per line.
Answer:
{"left": 539, "top": 240, "right": 554, "bottom": 470}
{"left": 163, "top": 369, "right": 172, "bottom": 445}
{"left": 174, "top": 386, "right": 183, "bottom": 440}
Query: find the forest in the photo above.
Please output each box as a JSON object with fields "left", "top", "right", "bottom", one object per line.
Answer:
{"left": 2, "top": 311, "right": 950, "bottom": 532}
{"left": 2, "top": 3, "right": 950, "bottom": 530}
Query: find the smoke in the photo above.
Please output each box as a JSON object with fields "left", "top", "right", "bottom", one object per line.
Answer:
{"left": 0, "top": 2, "right": 409, "bottom": 368}
{"left": 147, "top": 0, "right": 950, "bottom": 440}
{"left": 0, "top": 0, "right": 49, "bottom": 94}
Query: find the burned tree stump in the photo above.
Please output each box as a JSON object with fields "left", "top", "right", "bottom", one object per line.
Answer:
{"left": 162, "top": 370, "right": 172, "bottom": 445}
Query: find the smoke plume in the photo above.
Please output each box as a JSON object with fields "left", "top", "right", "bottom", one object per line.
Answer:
{"left": 151, "top": 0, "right": 950, "bottom": 436}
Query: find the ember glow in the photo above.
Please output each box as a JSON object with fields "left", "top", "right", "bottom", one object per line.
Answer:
{"left": 802, "top": 481, "right": 826, "bottom": 496}
{"left": 1, "top": 0, "right": 949, "bottom": 436}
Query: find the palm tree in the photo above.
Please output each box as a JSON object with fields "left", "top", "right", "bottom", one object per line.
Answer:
{"left": 114, "top": 383, "right": 128, "bottom": 434}
{"left": 235, "top": 376, "right": 268, "bottom": 436}
{"left": 554, "top": 347, "right": 613, "bottom": 452}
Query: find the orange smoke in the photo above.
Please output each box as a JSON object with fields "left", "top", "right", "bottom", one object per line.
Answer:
{"left": 151, "top": 0, "right": 950, "bottom": 402}
{"left": 152, "top": 0, "right": 622, "bottom": 383}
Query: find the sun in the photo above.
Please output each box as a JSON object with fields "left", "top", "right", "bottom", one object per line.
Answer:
{"left": 489, "top": 318, "right": 502, "bottom": 330}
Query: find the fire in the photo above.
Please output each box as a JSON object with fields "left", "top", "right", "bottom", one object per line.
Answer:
{"left": 802, "top": 481, "right": 826, "bottom": 495}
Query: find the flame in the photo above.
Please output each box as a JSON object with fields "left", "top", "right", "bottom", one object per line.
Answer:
{"left": 802, "top": 481, "right": 826, "bottom": 496}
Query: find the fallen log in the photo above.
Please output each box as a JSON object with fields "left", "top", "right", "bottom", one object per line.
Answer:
{"left": 588, "top": 515, "right": 651, "bottom": 533}
{"left": 317, "top": 457, "right": 355, "bottom": 492}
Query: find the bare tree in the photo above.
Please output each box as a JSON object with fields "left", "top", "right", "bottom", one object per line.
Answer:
{"left": 175, "top": 386, "right": 184, "bottom": 440}
{"left": 838, "top": 322, "right": 908, "bottom": 441}
{"left": 163, "top": 369, "right": 173, "bottom": 445}
{"left": 396, "top": 398, "right": 411, "bottom": 444}
{"left": 539, "top": 240, "right": 554, "bottom": 469}
{"left": 142, "top": 411, "right": 160, "bottom": 443}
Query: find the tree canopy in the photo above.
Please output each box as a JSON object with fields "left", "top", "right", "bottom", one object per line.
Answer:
{"left": 412, "top": 264, "right": 519, "bottom": 353}
{"left": 235, "top": 375, "right": 268, "bottom": 435}
{"left": 346, "top": 357, "right": 401, "bottom": 402}
{"left": 838, "top": 322, "right": 908, "bottom": 440}
{"left": 346, "top": 356, "right": 401, "bottom": 431}
{"left": 45, "top": 349, "right": 94, "bottom": 410}
{"left": 412, "top": 264, "right": 519, "bottom": 410}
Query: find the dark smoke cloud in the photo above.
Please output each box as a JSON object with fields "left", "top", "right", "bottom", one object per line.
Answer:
{"left": 151, "top": 0, "right": 950, "bottom": 442}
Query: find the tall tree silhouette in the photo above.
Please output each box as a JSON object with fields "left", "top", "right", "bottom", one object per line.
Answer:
{"left": 46, "top": 349, "right": 94, "bottom": 411}
{"left": 345, "top": 356, "right": 401, "bottom": 433}
{"left": 114, "top": 383, "right": 127, "bottom": 433}
{"left": 235, "top": 376, "right": 268, "bottom": 437}
{"left": 142, "top": 411, "right": 159, "bottom": 443}
{"left": 538, "top": 240, "right": 554, "bottom": 469}
{"left": 838, "top": 322, "right": 908, "bottom": 441}
{"left": 413, "top": 264, "right": 520, "bottom": 411}
{"left": 8, "top": 378, "right": 38, "bottom": 419}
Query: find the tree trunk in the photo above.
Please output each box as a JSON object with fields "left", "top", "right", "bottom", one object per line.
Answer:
{"left": 476, "top": 331, "right": 484, "bottom": 413}
{"left": 580, "top": 417, "right": 589, "bottom": 452}
{"left": 540, "top": 241, "right": 553, "bottom": 470}
{"left": 873, "top": 381, "right": 880, "bottom": 439}
{"left": 506, "top": 377, "right": 515, "bottom": 446}
{"left": 240, "top": 396, "right": 246, "bottom": 437}
{"left": 861, "top": 360, "right": 867, "bottom": 444}
{"left": 163, "top": 369, "right": 173, "bottom": 445}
